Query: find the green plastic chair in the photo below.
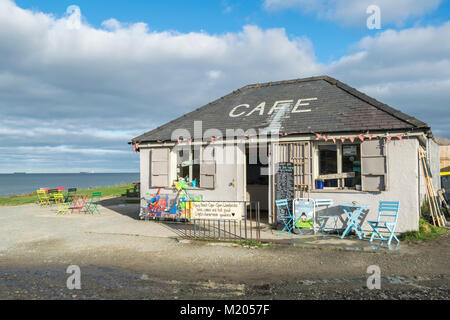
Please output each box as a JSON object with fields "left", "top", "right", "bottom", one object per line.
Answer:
{"left": 86, "top": 192, "right": 102, "bottom": 214}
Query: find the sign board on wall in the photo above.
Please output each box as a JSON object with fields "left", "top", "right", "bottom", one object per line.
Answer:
{"left": 191, "top": 202, "right": 244, "bottom": 221}
{"left": 275, "top": 162, "right": 295, "bottom": 224}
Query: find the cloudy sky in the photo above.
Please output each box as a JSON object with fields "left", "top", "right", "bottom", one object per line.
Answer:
{"left": 0, "top": 0, "right": 449, "bottom": 173}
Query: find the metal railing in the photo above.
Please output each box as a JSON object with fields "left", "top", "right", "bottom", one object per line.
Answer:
{"left": 160, "top": 201, "right": 261, "bottom": 241}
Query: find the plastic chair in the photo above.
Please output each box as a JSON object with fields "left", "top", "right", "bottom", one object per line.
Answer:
{"left": 276, "top": 199, "right": 301, "bottom": 237}
{"left": 37, "top": 190, "right": 50, "bottom": 207}
{"left": 315, "top": 199, "right": 340, "bottom": 234}
{"left": 86, "top": 192, "right": 102, "bottom": 214}
{"left": 368, "top": 201, "right": 400, "bottom": 247}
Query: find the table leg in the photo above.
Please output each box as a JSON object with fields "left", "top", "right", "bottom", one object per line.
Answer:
{"left": 71, "top": 198, "right": 78, "bottom": 214}
{"left": 80, "top": 197, "right": 87, "bottom": 214}
{"left": 341, "top": 207, "right": 366, "bottom": 239}
{"left": 341, "top": 207, "right": 353, "bottom": 238}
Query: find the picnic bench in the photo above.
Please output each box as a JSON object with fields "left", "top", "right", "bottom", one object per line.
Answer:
{"left": 123, "top": 182, "right": 140, "bottom": 198}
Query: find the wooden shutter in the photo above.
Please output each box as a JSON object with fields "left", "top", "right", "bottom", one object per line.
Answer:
{"left": 200, "top": 146, "right": 216, "bottom": 189}
{"left": 361, "top": 140, "right": 387, "bottom": 191}
{"left": 151, "top": 148, "right": 170, "bottom": 187}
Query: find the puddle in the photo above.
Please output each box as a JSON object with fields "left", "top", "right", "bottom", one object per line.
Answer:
{"left": 385, "top": 276, "right": 405, "bottom": 284}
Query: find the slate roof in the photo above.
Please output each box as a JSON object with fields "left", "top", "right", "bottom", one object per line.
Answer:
{"left": 132, "top": 76, "right": 429, "bottom": 143}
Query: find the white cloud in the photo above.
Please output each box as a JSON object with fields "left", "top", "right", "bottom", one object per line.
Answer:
{"left": 0, "top": 0, "right": 322, "bottom": 172}
{"left": 327, "top": 22, "right": 450, "bottom": 137}
{"left": 264, "top": 0, "right": 443, "bottom": 27}
{"left": 0, "top": 0, "right": 449, "bottom": 172}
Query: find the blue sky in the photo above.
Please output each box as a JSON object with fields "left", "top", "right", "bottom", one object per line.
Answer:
{"left": 1, "top": 0, "right": 449, "bottom": 173}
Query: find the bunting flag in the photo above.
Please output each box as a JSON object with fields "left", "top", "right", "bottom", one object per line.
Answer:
{"left": 303, "top": 131, "right": 404, "bottom": 143}
{"left": 133, "top": 143, "right": 140, "bottom": 153}
{"left": 358, "top": 134, "right": 365, "bottom": 142}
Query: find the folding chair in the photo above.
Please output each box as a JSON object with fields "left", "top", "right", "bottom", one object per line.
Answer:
{"left": 86, "top": 192, "right": 102, "bottom": 214}
{"left": 64, "top": 188, "right": 77, "bottom": 204}
{"left": 316, "top": 199, "right": 339, "bottom": 234}
{"left": 368, "top": 201, "right": 400, "bottom": 247}
{"left": 276, "top": 199, "right": 301, "bottom": 237}
{"left": 37, "top": 190, "right": 50, "bottom": 207}
{"left": 54, "top": 193, "right": 70, "bottom": 215}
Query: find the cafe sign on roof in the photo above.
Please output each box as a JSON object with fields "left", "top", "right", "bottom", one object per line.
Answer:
{"left": 229, "top": 98, "right": 318, "bottom": 118}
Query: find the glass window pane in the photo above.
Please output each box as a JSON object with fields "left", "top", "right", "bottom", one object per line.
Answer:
{"left": 342, "top": 144, "right": 361, "bottom": 188}
{"left": 319, "top": 145, "right": 338, "bottom": 188}
{"left": 192, "top": 164, "right": 200, "bottom": 186}
{"left": 319, "top": 145, "right": 337, "bottom": 175}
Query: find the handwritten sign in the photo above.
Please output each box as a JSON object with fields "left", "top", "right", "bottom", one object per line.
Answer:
{"left": 191, "top": 202, "right": 244, "bottom": 221}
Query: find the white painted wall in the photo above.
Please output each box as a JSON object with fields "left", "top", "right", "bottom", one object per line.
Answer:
{"left": 139, "top": 138, "right": 423, "bottom": 233}
{"left": 139, "top": 144, "right": 246, "bottom": 208}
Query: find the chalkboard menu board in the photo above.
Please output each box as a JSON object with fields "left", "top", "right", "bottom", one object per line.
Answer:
{"left": 275, "top": 162, "right": 295, "bottom": 224}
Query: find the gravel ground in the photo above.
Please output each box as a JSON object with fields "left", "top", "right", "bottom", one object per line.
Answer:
{"left": 0, "top": 203, "right": 449, "bottom": 300}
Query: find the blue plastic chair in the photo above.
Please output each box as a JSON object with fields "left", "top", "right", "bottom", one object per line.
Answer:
{"left": 368, "top": 201, "right": 400, "bottom": 247}
{"left": 276, "top": 199, "right": 301, "bottom": 236}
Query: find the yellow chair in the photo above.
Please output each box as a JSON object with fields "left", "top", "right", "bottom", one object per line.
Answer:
{"left": 37, "top": 190, "right": 50, "bottom": 207}
{"left": 54, "top": 193, "right": 70, "bottom": 215}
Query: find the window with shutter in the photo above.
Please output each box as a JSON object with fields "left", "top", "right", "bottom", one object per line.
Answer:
{"left": 151, "top": 148, "right": 170, "bottom": 187}
{"left": 361, "top": 140, "right": 387, "bottom": 192}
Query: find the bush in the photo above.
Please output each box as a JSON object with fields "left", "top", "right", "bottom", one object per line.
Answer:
{"left": 401, "top": 218, "right": 447, "bottom": 242}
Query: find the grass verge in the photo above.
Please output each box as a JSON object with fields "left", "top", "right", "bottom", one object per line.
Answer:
{"left": 401, "top": 218, "right": 448, "bottom": 242}
{"left": 0, "top": 184, "right": 134, "bottom": 206}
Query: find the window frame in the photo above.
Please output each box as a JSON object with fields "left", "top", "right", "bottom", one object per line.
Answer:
{"left": 313, "top": 141, "right": 361, "bottom": 190}
{"left": 174, "top": 145, "right": 201, "bottom": 188}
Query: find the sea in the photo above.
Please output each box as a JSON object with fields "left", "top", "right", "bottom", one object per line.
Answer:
{"left": 0, "top": 173, "right": 140, "bottom": 196}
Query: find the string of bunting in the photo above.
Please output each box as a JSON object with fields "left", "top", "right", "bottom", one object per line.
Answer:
{"left": 311, "top": 131, "right": 404, "bottom": 143}
{"left": 170, "top": 131, "right": 407, "bottom": 145}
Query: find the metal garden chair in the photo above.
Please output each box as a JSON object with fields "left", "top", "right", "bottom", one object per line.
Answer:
{"left": 368, "top": 201, "right": 400, "bottom": 247}
{"left": 86, "top": 192, "right": 102, "bottom": 214}
{"left": 54, "top": 193, "right": 70, "bottom": 215}
{"left": 37, "top": 190, "right": 50, "bottom": 207}
{"left": 276, "top": 199, "right": 301, "bottom": 237}
{"left": 64, "top": 188, "right": 77, "bottom": 204}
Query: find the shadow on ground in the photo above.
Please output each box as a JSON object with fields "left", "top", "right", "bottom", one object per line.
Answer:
{"left": 99, "top": 196, "right": 140, "bottom": 220}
